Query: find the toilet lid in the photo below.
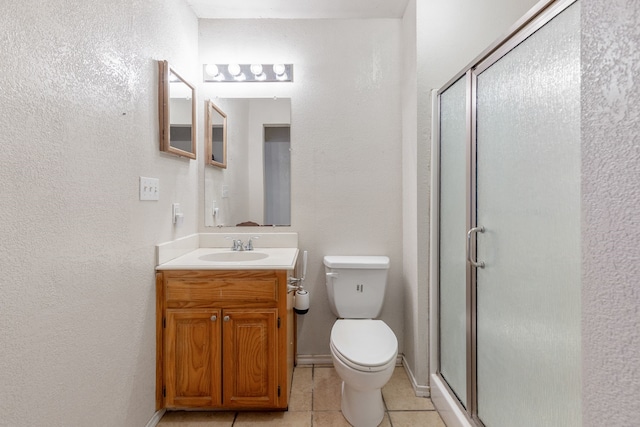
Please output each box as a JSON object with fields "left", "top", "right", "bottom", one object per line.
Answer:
{"left": 331, "top": 319, "right": 398, "bottom": 368}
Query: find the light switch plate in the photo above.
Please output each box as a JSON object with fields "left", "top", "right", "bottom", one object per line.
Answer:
{"left": 140, "top": 177, "right": 159, "bottom": 201}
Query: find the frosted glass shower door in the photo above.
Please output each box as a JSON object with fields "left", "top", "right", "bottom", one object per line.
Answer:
{"left": 438, "top": 75, "right": 469, "bottom": 408}
{"left": 474, "top": 2, "right": 581, "bottom": 426}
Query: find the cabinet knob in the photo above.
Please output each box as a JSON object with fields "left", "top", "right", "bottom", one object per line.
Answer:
{"left": 223, "top": 315, "right": 230, "bottom": 322}
{"left": 210, "top": 315, "right": 217, "bottom": 321}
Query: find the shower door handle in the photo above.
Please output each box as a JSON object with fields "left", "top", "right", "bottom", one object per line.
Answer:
{"left": 467, "top": 226, "right": 486, "bottom": 268}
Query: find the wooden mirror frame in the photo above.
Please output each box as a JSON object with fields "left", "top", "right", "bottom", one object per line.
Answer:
{"left": 205, "top": 100, "right": 227, "bottom": 168}
{"left": 158, "top": 60, "right": 196, "bottom": 159}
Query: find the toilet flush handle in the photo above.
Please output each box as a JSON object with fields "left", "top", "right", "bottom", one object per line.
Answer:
{"left": 326, "top": 272, "right": 339, "bottom": 278}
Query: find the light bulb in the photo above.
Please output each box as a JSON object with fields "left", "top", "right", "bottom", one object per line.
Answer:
{"left": 250, "top": 64, "right": 263, "bottom": 76}
{"left": 228, "top": 64, "right": 241, "bottom": 76}
{"left": 272, "top": 64, "right": 286, "bottom": 76}
{"left": 205, "top": 64, "right": 219, "bottom": 76}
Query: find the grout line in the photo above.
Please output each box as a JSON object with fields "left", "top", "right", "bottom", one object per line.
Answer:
{"left": 382, "top": 391, "right": 393, "bottom": 427}
{"left": 310, "top": 365, "right": 316, "bottom": 426}
{"left": 311, "top": 365, "right": 315, "bottom": 412}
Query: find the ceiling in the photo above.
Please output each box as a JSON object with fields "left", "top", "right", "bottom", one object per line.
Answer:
{"left": 185, "top": 0, "right": 410, "bottom": 19}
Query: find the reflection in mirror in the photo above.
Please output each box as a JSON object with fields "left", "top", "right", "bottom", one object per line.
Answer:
{"left": 204, "top": 98, "right": 291, "bottom": 227}
{"left": 205, "top": 100, "right": 227, "bottom": 168}
{"left": 158, "top": 60, "right": 196, "bottom": 159}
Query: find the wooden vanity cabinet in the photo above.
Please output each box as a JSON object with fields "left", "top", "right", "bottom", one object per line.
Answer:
{"left": 156, "top": 269, "right": 294, "bottom": 411}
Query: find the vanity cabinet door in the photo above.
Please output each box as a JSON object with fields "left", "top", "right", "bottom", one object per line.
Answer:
{"left": 165, "top": 309, "right": 222, "bottom": 408}
{"left": 222, "top": 309, "right": 278, "bottom": 408}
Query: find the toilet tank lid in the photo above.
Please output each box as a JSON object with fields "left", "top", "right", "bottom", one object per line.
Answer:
{"left": 323, "top": 256, "right": 390, "bottom": 269}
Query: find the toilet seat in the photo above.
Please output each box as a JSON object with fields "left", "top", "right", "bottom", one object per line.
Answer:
{"left": 330, "top": 319, "right": 397, "bottom": 372}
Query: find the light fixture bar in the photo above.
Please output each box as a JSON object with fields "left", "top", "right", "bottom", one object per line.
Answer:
{"left": 203, "top": 64, "right": 293, "bottom": 83}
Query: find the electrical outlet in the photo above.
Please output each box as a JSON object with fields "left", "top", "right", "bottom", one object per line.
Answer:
{"left": 140, "top": 177, "right": 159, "bottom": 201}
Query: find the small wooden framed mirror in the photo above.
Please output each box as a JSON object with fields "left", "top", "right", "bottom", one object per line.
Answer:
{"left": 158, "top": 60, "right": 196, "bottom": 159}
{"left": 205, "top": 100, "right": 227, "bottom": 168}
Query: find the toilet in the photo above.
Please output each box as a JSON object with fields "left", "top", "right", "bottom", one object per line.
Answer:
{"left": 324, "top": 256, "right": 398, "bottom": 427}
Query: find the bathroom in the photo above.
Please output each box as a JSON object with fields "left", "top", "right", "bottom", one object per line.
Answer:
{"left": 1, "top": 0, "right": 638, "bottom": 426}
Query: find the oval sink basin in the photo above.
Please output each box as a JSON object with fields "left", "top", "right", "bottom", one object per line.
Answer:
{"left": 198, "top": 252, "right": 269, "bottom": 262}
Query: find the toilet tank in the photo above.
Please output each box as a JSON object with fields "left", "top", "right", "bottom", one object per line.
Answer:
{"left": 324, "top": 256, "right": 390, "bottom": 319}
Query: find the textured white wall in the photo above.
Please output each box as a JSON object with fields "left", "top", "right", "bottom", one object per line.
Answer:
{"left": 582, "top": 0, "right": 640, "bottom": 424}
{"left": 0, "top": 0, "right": 198, "bottom": 425}
{"left": 401, "top": 0, "right": 421, "bottom": 385}
{"left": 198, "top": 19, "right": 404, "bottom": 356}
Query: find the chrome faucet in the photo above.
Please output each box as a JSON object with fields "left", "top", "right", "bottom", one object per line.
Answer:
{"left": 228, "top": 236, "right": 259, "bottom": 251}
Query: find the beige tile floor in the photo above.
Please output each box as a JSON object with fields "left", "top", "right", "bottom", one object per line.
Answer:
{"left": 158, "top": 365, "right": 446, "bottom": 427}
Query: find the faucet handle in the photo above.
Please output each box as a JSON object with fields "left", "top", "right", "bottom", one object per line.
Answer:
{"left": 246, "top": 236, "right": 259, "bottom": 251}
{"left": 226, "top": 236, "right": 242, "bottom": 251}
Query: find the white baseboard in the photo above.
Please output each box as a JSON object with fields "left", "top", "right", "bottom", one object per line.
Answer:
{"left": 145, "top": 409, "right": 166, "bottom": 427}
{"left": 401, "top": 355, "right": 430, "bottom": 397}
{"left": 297, "top": 354, "right": 429, "bottom": 398}
{"left": 296, "top": 354, "right": 405, "bottom": 367}
{"left": 295, "top": 354, "right": 333, "bottom": 365}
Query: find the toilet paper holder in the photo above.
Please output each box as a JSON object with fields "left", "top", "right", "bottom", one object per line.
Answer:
{"left": 288, "top": 250, "right": 309, "bottom": 314}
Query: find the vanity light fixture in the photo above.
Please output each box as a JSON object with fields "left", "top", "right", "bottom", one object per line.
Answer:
{"left": 203, "top": 64, "right": 293, "bottom": 82}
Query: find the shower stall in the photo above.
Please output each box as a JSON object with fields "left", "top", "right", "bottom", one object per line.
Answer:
{"left": 430, "top": 1, "right": 581, "bottom": 426}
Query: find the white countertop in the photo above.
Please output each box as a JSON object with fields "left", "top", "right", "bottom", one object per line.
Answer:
{"left": 156, "top": 247, "right": 299, "bottom": 270}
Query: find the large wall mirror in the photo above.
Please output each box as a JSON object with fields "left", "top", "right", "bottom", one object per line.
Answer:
{"left": 205, "top": 100, "right": 227, "bottom": 168}
{"left": 204, "top": 98, "right": 291, "bottom": 227}
{"left": 158, "top": 60, "right": 196, "bottom": 159}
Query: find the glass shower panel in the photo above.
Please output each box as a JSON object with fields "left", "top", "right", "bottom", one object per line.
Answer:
{"left": 475, "top": 3, "right": 581, "bottom": 426}
{"left": 438, "top": 76, "right": 468, "bottom": 408}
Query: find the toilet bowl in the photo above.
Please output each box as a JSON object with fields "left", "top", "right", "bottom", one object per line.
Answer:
{"left": 324, "top": 256, "right": 398, "bottom": 427}
{"left": 330, "top": 319, "right": 398, "bottom": 427}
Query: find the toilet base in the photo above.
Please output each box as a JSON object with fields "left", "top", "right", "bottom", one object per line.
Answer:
{"left": 340, "top": 381, "right": 385, "bottom": 427}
